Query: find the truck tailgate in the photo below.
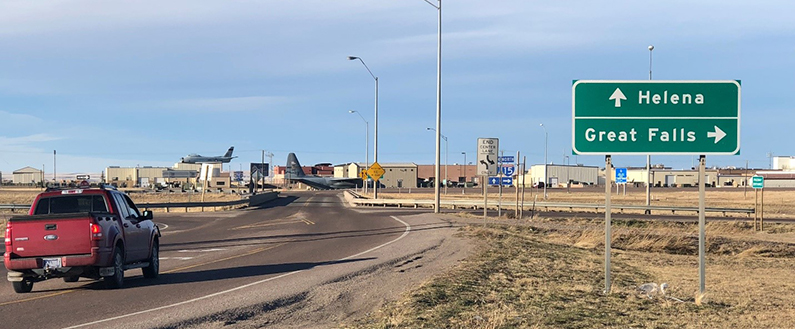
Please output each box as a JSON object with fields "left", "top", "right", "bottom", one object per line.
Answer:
{"left": 9, "top": 214, "right": 92, "bottom": 258}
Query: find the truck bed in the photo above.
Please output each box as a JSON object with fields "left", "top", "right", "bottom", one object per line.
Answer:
{"left": 7, "top": 212, "right": 97, "bottom": 258}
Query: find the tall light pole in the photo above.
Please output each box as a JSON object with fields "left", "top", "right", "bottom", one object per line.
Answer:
{"left": 461, "top": 151, "right": 467, "bottom": 193}
{"left": 539, "top": 123, "right": 548, "bottom": 199}
{"left": 350, "top": 110, "right": 369, "bottom": 195}
{"left": 646, "top": 45, "right": 654, "bottom": 213}
{"left": 427, "top": 127, "right": 447, "bottom": 194}
{"left": 348, "top": 56, "right": 379, "bottom": 199}
{"left": 417, "top": 0, "right": 442, "bottom": 212}
{"left": 53, "top": 150, "right": 56, "bottom": 185}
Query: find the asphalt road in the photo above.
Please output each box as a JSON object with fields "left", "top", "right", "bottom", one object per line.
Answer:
{"left": 0, "top": 191, "right": 456, "bottom": 328}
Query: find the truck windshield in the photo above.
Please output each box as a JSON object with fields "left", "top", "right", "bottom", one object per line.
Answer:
{"left": 33, "top": 195, "right": 109, "bottom": 215}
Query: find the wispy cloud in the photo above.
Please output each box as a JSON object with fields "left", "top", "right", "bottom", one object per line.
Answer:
{"left": 159, "top": 96, "right": 290, "bottom": 112}
{"left": 0, "top": 110, "right": 44, "bottom": 126}
{"left": 0, "top": 133, "right": 62, "bottom": 145}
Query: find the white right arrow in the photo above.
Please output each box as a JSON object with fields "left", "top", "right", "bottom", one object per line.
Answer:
{"left": 608, "top": 88, "right": 627, "bottom": 107}
{"left": 707, "top": 126, "right": 726, "bottom": 143}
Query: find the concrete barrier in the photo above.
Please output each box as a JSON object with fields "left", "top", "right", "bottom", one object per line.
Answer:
{"left": 249, "top": 191, "right": 279, "bottom": 207}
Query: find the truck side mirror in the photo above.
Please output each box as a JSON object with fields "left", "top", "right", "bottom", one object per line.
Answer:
{"left": 142, "top": 210, "right": 153, "bottom": 221}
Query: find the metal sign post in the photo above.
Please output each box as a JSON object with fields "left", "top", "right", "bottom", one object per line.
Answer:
{"left": 698, "top": 155, "right": 706, "bottom": 295}
{"left": 761, "top": 187, "right": 765, "bottom": 231}
{"left": 498, "top": 151, "right": 503, "bottom": 218}
{"left": 755, "top": 188, "right": 759, "bottom": 230}
{"left": 483, "top": 175, "right": 488, "bottom": 224}
{"left": 521, "top": 156, "right": 526, "bottom": 219}
{"left": 752, "top": 176, "right": 765, "bottom": 231}
{"left": 604, "top": 155, "right": 612, "bottom": 294}
{"left": 515, "top": 151, "right": 520, "bottom": 219}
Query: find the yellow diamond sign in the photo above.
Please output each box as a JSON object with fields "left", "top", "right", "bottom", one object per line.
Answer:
{"left": 367, "top": 162, "right": 385, "bottom": 181}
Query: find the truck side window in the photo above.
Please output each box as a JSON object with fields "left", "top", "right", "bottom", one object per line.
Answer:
{"left": 33, "top": 198, "right": 51, "bottom": 215}
{"left": 93, "top": 195, "right": 108, "bottom": 212}
{"left": 123, "top": 195, "right": 140, "bottom": 218}
{"left": 112, "top": 193, "right": 130, "bottom": 219}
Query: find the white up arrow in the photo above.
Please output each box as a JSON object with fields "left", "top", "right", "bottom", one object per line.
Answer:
{"left": 609, "top": 88, "right": 626, "bottom": 107}
{"left": 707, "top": 126, "right": 726, "bottom": 143}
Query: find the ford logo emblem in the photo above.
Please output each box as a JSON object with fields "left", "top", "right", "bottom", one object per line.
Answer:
{"left": 44, "top": 234, "right": 58, "bottom": 241}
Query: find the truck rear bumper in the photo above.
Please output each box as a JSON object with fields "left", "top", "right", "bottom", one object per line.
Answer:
{"left": 3, "top": 247, "right": 106, "bottom": 271}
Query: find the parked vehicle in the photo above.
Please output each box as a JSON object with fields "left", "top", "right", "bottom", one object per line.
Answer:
{"left": 3, "top": 185, "right": 160, "bottom": 293}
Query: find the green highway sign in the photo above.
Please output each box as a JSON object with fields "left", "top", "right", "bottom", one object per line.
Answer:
{"left": 752, "top": 176, "right": 764, "bottom": 189}
{"left": 572, "top": 80, "right": 740, "bottom": 155}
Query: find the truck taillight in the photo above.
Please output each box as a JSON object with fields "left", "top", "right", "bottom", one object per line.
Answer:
{"left": 4, "top": 223, "right": 10, "bottom": 246}
{"left": 90, "top": 222, "right": 102, "bottom": 240}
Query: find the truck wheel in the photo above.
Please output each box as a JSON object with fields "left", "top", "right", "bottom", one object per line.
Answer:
{"left": 104, "top": 247, "right": 124, "bottom": 289}
{"left": 63, "top": 276, "right": 79, "bottom": 283}
{"left": 12, "top": 279, "right": 34, "bottom": 293}
{"left": 142, "top": 240, "right": 159, "bottom": 279}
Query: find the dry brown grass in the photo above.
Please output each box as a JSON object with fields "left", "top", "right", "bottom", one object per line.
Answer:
{"left": 346, "top": 216, "right": 795, "bottom": 328}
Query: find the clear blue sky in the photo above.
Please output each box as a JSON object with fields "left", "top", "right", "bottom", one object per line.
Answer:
{"left": 0, "top": 1, "right": 792, "bottom": 176}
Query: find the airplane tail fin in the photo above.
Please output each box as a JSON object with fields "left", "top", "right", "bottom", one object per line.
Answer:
{"left": 286, "top": 153, "right": 305, "bottom": 177}
{"left": 223, "top": 147, "right": 234, "bottom": 158}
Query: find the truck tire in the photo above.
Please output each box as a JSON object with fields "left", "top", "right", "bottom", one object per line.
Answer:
{"left": 63, "top": 276, "right": 79, "bottom": 283}
{"left": 12, "top": 279, "right": 34, "bottom": 293}
{"left": 104, "top": 247, "right": 124, "bottom": 289}
{"left": 142, "top": 240, "right": 159, "bottom": 279}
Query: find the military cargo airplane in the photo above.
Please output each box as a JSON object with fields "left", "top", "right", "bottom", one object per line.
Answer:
{"left": 180, "top": 146, "right": 237, "bottom": 163}
{"left": 285, "top": 153, "right": 362, "bottom": 190}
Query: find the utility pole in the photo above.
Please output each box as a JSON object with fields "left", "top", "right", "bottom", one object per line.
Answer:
{"left": 646, "top": 44, "right": 654, "bottom": 214}
{"left": 260, "top": 150, "right": 265, "bottom": 193}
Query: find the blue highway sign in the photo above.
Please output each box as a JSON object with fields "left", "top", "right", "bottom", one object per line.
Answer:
{"left": 498, "top": 156, "right": 514, "bottom": 163}
{"left": 501, "top": 165, "right": 516, "bottom": 176}
{"left": 489, "top": 177, "right": 514, "bottom": 186}
{"left": 615, "top": 168, "right": 627, "bottom": 184}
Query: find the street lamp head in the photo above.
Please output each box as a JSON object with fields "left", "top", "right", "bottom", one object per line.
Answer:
{"left": 648, "top": 45, "right": 654, "bottom": 51}
{"left": 347, "top": 56, "right": 359, "bottom": 60}
{"left": 349, "top": 110, "right": 356, "bottom": 113}
{"left": 426, "top": 127, "right": 433, "bottom": 131}
{"left": 539, "top": 123, "right": 544, "bottom": 127}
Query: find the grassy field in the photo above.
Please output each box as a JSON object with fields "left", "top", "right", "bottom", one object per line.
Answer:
{"left": 378, "top": 187, "right": 795, "bottom": 218}
{"left": 346, "top": 217, "right": 795, "bottom": 328}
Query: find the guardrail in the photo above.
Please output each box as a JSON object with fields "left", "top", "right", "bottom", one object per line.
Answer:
{"left": 349, "top": 197, "right": 754, "bottom": 216}
{"left": 0, "top": 204, "right": 29, "bottom": 211}
{"left": 0, "top": 192, "right": 280, "bottom": 214}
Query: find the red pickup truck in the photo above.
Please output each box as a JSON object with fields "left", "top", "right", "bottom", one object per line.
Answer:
{"left": 3, "top": 186, "right": 160, "bottom": 293}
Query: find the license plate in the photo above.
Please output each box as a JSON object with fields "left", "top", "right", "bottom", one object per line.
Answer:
{"left": 43, "top": 258, "right": 62, "bottom": 269}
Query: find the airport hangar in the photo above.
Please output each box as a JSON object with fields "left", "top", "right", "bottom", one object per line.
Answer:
{"left": 105, "top": 162, "right": 231, "bottom": 189}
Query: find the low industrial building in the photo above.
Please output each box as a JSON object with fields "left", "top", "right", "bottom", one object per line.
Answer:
{"left": 524, "top": 164, "right": 599, "bottom": 187}
{"left": 416, "top": 164, "right": 478, "bottom": 187}
{"left": 335, "top": 162, "right": 419, "bottom": 188}
{"left": 755, "top": 171, "right": 795, "bottom": 188}
{"left": 105, "top": 162, "right": 230, "bottom": 189}
{"left": 12, "top": 167, "right": 44, "bottom": 185}
{"left": 773, "top": 156, "right": 795, "bottom": 170}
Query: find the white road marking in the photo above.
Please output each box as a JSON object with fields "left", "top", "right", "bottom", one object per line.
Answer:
{"left": 63, "top": 215, "right": 412, "bottom": 329}
{"left": 160, "top": 257, "right": 194, "bottom": 261}
{"left": 177, "top": 248, "right": 227, "bottom": 253}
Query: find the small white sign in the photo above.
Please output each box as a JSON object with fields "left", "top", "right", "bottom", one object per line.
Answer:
{"left": 477, "top": 138, "right": 499, "bottom": 176}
